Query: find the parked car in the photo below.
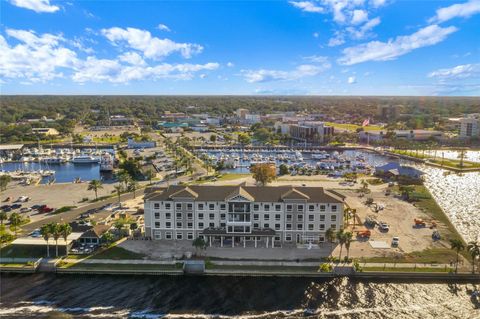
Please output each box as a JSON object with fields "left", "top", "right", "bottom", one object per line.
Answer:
{"left": 31, "top": 204, "right": 41, "bottom": 210}
{"left": 379, "top": 222, "right": 390, "bottom": 232}
{"left": 30, "top": 229, "right": 41, "bottom": 238}
{"left": 20, "top": 207, "right": 32, "bottom": 213}
{"left": 16, "top": 196, "right": 30, "bottom": 202}
{"left": 10, "top": 204, "right": 22, "bottom": 209}
{"left": 39, "top": 205, "right": 54, "bottom": 213}
{"left": 1, "top": 205, "right": 11, "bottom": 211}
{"left": 3, "top": 197, "right": 12, "bottom": 202}
{"left": 391, "top": 237, "right": 400, "bottom": 247}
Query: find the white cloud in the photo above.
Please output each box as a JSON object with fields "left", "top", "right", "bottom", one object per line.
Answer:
{"left": 313, "top": 32, "right": 320, "bottom": 38}
{"left": 428, "top": 63, "right": 480, "bottom": 79}
{"left": 242, "top": 63, "right": 330, "bottom": 83}
{"left": 119, "top": 52, "right": 146, "bottom": 66}
{"left": 370, "top": 0, "right": 386, "bottom": 8}
{"left": 8, "top": 0, "right": 59, "bottom": 13}
{"left": 101, "top": 27, "right": 203, "bottom": 60}
{"left": 303, "top": 55, "right": 329, "bottom": 63}
{"left": 289, "top": 1, "right": 324, "bottom": 13}
{"left": 347, "top": 16, "right": 381, "bottom": 39}
{"left": 157, "top": 24, "right": 171, "bottom": 32}
{"left": 328, "top": 31, "right": 345, "bottom": 46}
{"left": 348, "top": 76, "right": 356, "bottom": 84}
{"left": 351, "top": 9, "right": 368, "bottom": 24}
{"left": 429, "top": 0, "right": 480, "bottom": 23}
{"left": 226, "top": 62, "right": 234, "bottom": 67}
{"left": 338, "top": 24, "right": 458, "bottom": 65}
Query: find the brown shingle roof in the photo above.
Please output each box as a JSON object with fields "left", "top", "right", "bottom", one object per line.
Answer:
{"left": 80, "top": 225, "right": 111, "bottom": 239}
{"left": 147, "top": 185, "right": 343, "bottom": 203}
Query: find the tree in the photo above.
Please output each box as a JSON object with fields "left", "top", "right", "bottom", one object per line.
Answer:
{"left": 0, "top": 175, "right": 12, "bottom": 191}
{"left": 279, "top": 164, "right": 289, "bottom": 176}
{"left": 0, "top": 211, "right": 7, "bottom": 227}
{"left": 117, "top": 170, "right": 132, "bottom": 188}
{"left": 237, "top": 133, "right": 251, "bottom": 145}
{"left": 326, "top": 227, "right": 336, "bottom": 254}
{"left": 114, "top": 184, "right": 123, "bottom": 208}
{"left": 127, "top": 180, "right": 139, "bottom": 198}
{"left": 344, "top": 232, "right": 353, "bottom": 260}
{"left": 130, "top": 222, "right": 138, "bottom": 231}
{"left": 144, "top": 169, "right": 154, "bottom": 185}
{"left": 250, "top": 163, "right": 276, "bottom": 186}
{"left": 467, "top": 241, "right": 480, "bottom": 274}
{"left": 450, "top": 239, "right": 465, "bottom": 273}
{"left": 399, "top": 185, "right": 415, "bottom": 201}
{"left": 87, "top": 179, "right": 103, "bottom": 200}
{"left": 336, "top": 229, "right": 346, "bottom": 261}
{"left": 40, "top": 223, "right": 52, "bottom": 258}
{"left": 101, "top": 232, "right": 115, "bottom": 245}
{"left": 8, "top": 212, "right": 21, "bottom": 236}
{"left": 253, "top": 127, "right": 272, "bottom": 144}
{"left": 209, "top": 134, "right": 217, "bottom": 143}
{"left": 60, "top": 223, "right": 72, "bottom": 256}
{"left": 51, "top": 223, "right": 62, "bottom": 257}
{"left": 192, "top": 237, "right": 207, "bottom": 255}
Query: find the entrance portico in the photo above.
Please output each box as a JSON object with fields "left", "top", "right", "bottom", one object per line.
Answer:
{"left": 201, "top": 227, "right": 276, "bottom": 248}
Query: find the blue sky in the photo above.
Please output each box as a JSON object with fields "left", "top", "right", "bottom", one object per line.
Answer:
{"left": 0, "top": 0, "right": 479, "bottom": 95}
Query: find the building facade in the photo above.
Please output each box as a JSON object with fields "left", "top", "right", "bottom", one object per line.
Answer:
{"left": 144, "top": 185, "right": 345, "bottom": 247}
{"left": 459, "top": 117, "right": 479, "bottom": 138}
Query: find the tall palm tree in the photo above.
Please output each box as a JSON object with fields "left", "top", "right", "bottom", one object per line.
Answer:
{"left": 467, "top": 241, "right": 480, "bottom": 274}
{"left": 8, "top": 212, "right": 21, "bottom": 236}
{"left": 117, "top": 170, "right": 131, "bottom": 189}
{"left": 114, "top": 184, "right": 123, "bottom": 208}
{"left": 40, "top": 223, "right": 52, "bottom": 258}
{"left": 336, "top": 229, "right": 346, "bottom": 261}
{"left": 144, "top": 169, "right": 154, "bottom": 185}
{"left": 344, "top": 232, "right": 354, "bottom": 261}
{"left": 326, "top": 227, "right": 336, "bottom": 254}
{"left": 450, "top": 239, "right": 465, "bottom": 273}
{"left": 61, "top": 223, "right": 72, "bottom": 256}
{"left": 51, "top": 223, "right": 62, "bottom": 257}
{"left": 127, "top": 180, "right": 139, "bottom": 199}
{"left": 87, "top": 179, "right": 103, "bottom": 200}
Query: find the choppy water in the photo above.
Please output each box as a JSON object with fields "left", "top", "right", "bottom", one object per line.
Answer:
{"left": 0, "top": 162, "right": 101, "bottom": 183}
{"left": 0, "top": 274, "right": 479, "bottom": 318}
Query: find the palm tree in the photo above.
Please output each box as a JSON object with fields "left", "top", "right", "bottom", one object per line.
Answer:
{"left": 51, "top": 223, "right": 62, "bottom": 257}
{"left": 336, "top": 229, "right": 346, "bottom": 261}
{"left": 450, "top": 239, "right": 465, "bottom": 273}
{"left": 117, "top": 170, "right": 131, "bottom": 188}
{"left": 0, "top": 211, "right": 7, "bottom": 227}
{"left": 127, "top": 180, "right": 139, "bottom": 199}
{"left": 344, "top": 232, "right": 354, "bottom": 261}
{"left": 87, "top": 179, "right": 103, "bottom": 200}
{"left": 114, "top": 184, "right": 123, "bottom": 208}
{"left": 8, "top": 212, "right": 21, "bottom": 236}
{"left": 144, "top": 169, "right": 154, "bottom": 185}
{"left": 40, "top": 223, "right": 52, "bottom": 258}
{"left": 467, "top": 241, "right": 480, "bottom": 274}
{"left": 326, "top": 227, "right": 336, "bottom": 254}
{"left": 61, "top": 223, "right": 72, "bottom": 256}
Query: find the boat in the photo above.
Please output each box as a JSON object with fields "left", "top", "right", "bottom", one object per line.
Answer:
{"left": 100, "top": 153, "right": 114, "bottom": 172}
{"left": 72, "top": 155, "right": 100, "bottom": 164}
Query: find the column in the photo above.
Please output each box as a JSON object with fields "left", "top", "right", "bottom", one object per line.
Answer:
{"left": 271, "top": 236, "right": 274, "bottom": 248}
{"left": 266, "top": 237, "right": 269, "bottom": 248}
{"left": 255, "top": 236, "right": 257, "bottom": 248}
{"left": 232, "top": 236, "right": 234, "bottom": 247}
{"left": 243, "top": 236, "right": 246, "bottom": 248}
{"left": 209, "top": 236, "right": 212, "bottom": 247}
{"left": 221, "top": 236, "right": 223, "bottom": 247}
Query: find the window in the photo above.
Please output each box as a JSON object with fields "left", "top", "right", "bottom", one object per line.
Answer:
{"left": 220, "top": 213, "right": 226, "bottom": 220}
{"left": 198, "top": 222, "right": 204, "bottom": 228}
{"left": 220, "top": 204, "right": 226, "bottom": 210}
{"left": 209, "top": 203, "right": 215, "bottom": 210}
{"left": 275, "top": 204, "right": 281, "bottom": 211}
{"left": 286, "top": 223, "right": 292, "bottom": 230}
{"left": 176, "top": 203, "right": 182, "bottom": 210}
{"left": 308, "top": 224, "right": 314, "bottom": 230}
{"left": 308, "top": 205, "right": 315, "bottom": 211}
{"left": 176, "top": 212, "right": 182, "bottom": 219}
{"left": 320, "top": 205, "right": 326, "bottom": 212}
{"left": 297, "top": 224, "right": 303, "bottom": 230}
{"left": 198, "top": 213, "right": 204, "bottom": 220}
{"left": 187, "top": 203, "right": 193, "bottom": 211}
{"left": 275, "top": 214, "right": 281, "bottom": 221}
{"left": 220, "top": 223, "right": 226, "bottom": 227}
{"left": 187, "top": 213, "right": 193, "bottom": 220}
{"left": 285, "top": 234, "right": 292, "bottom": 241}
{"left": 253, "top": 204, "right": 259, "bottom": 211}
{"left": 209, "top": 222, "right": 215, "bottom": 227}
{"left": 263, "top": 214, "right": 270, "bottom": 221}
{"left": 319, "top": 235, "right": 325, "bottom": 242}
{"left": 187, "top": 232, "right": 193, "bottom": 240}
{"left": 165, "top": 232, "right": 172, "bottom": 240}
{"left": 320, "top": 214, "right": 325, "bottom": 221}
{"left": 154, "top": 203, "right": 160, "bottom": 209}
{"left": 165, "top": 203, "right": 171, "bottom": 210}
{"left": 332, "top": 205, "right": 338, "bottom": 212}
{"left": 308, "top": 214, "right": 314, "bottom": 221}
{"left": 154, "top": 231, "right": 161, "bottom": 240}
{"left": 275, "top": 224, "right": 281, "bottom": 230}
{"left": 275, "top": 235, "right": 281, "bottom": 241}
{"left": 165, "top": 222, "right": 171, "bottom": 229}
{"left": 263, "top": 223, "right": 270, "bottom": 228}
{"left": 297, "top": 205, "right": 304, "bottom": 212}
{"left": 154, "top": 212, "right": 160, "bottom": 219}
{"left": 331, "top": 224, "right": 337, "bottom": 230}
{"left": 319, "top": 224, "right": 325, "bottom": 231}
{"left": 198, "top": 203, "right": 204, "bottom": 210}
{"left": 331, "top": 215, "right": 337, "bottom": 222}
{"left": 209, "top": 213, "right": 215, "bottom": 219}
{"left": 176, "top": 232, "right": 183, "bottom": 240}
{"left": 187, "top": 222, "right": 193, "bottom": 229}
{"left": 166, "top": 212, "right": 171, "bottom": 219}
{"left": 176, "top": 222, "right": 182, "bottom": 228}
{"left": 253, "top": 223, "right": 259, "bottom": 228}
{"left": 286, "top": 214, "right": 292, "bottom": 222}
{"left": 253, "top": 214, "right": 259, "bottom": 221}
{"left": 154, "top": 222, "right": 160, "bottom": 228}
{"left": 297, "top": 215, "right": 303, "bottom": 222}
{"left": 264, "top": 204, "right": 270, "bottom": 211}
{"left": 286, "top": 204, "right": 293, "bottom": 212}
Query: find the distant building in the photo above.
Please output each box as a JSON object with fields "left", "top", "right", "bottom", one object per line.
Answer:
{"left": 377, "top": 105, "right": 399, "bottom": 121}
{"left": 375, "top": 162, "right": 424, "bottom": 179}
{"left": 127, "top": 138, "right": 156, "bottom": 149}
{"left": 236, "top": 108, "right": 249, "bottom": 120}
{"left": 459, "top": 116, "right": 479, "bottom": 138}
{"left": 109, "top": 115, "right": 135, "bottom": 126}
{"left": 359, "top": 130, "right": 442, "bottom": 142}
{"left": 288, "top": 121, "right": 334, "bottom": 144}
{"left": 31, "top": 128, "right": 59, "bottom": 136}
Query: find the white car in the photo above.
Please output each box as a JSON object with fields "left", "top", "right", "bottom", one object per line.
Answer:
{"left": 379, "top": 223, "right": 390, "bottom": 232}
{"left": 30, "top": 229, "right": 41, "bottom": 237}
{"left": 17, "top": 196, "right": 30, "bottom": 202}
{"left": 392, "top": 237, "right": 400, "bottom": 247}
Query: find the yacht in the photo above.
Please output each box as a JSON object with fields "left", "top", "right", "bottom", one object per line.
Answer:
{"left": 100, "top": 153, "right": 114, "bottom": 172}
{"left": 72, "top": 155, "right": 100, "bottom": 164}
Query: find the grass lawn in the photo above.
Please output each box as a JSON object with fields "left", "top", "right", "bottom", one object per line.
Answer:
{"left": 0, "top": 263, "right": 34, "bottom": 268}
{"left": 362, "top": 248, "right": 461, "bottom": 264}
{"left": 216, "top": 173, "right": 251, "bottom": 181}
{"left": 89, "top": 246, "right": 146, "bottom": 260}
{"left": 363, "top": 266, "right": 453, "bottom": 273}
{"left": 392, "top": 150, "right": 480, "bottom": 169}
{"left": 207, "top": 264, "right": 318, "bottom": 272}
{"left": 0, "top": 244, "right": 47, "bottom": 258}
{"left": 60, "top": 263, "right": 179, "bottom": 271}
{"left": 325, "top": 122, "right": 383, "bottom": 132}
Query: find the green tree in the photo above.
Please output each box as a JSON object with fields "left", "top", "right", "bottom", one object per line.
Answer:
{"left": 399, "top": 185, "right": 415, "bottom": 201}
{"left": 336, "top": 229, "right": 346, "bottom": 261}
{"left": 209, "top": 134, "right": 217, "bottom": 143}
{"left": 450, "top": 239, "right": 465, "bottom": 273}
{"left": 50, "top": 223, "right": 62, "bottom": 257}
{"left": 0, "top": 211, "right": 7, "bottom": 227}
{"left": 60, "top": 223, "right": 72, "bottom": 256}
{"left": 344, "top": 232, "right": 354, "bottom": 260}
{"left": 144, "top": 169, "right": 155, "bottom": 185}
{"left": 250, "top": 163, "right": 276, "bottom": 186}
{"left": 279, "top": 164, "right": 289, "bottom": 176}
{"left": 40, "top": 223, "right": 52, "bottom": 258}
{"left": 237, "top": 133, "right": 251, "bottom": 145}
{"left": 192, "top": 237, "right": 207, "bottom": 255}
{"left": 101, "top": 232, "right": 115, "bottom": 245}
{"left": 0, "top": 175, "right": 12, "bottom": 191}
{"left": 127, "top": 180, "right": 139, "bottom": 198}
{"left": 87, "top": 179, "right": 103, "bottom": 200}
{"left": 467, "top": 241, "right": 480, "bottom": 274}
{"left": 326, "top": 227, "right": 336, "bottom": 254}
{"left": 114, "top": 184, "right": 123, "bottom": 208}
{"left": 8, "top": 212, "right": 21, "bottom": 236}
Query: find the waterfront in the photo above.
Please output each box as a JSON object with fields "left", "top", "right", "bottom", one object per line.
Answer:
{"left": 0, "top": 274, "right": 478, "bottom": 318}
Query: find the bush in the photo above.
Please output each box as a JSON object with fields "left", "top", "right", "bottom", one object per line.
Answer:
{"left": 318, "top": 263, "right": 333, "bottom": 273}
{"left": 353, "top": 259, "right": 363, "bottom": 272}
{"left": 53, "top": 206, "right": 77, "bottom": 214}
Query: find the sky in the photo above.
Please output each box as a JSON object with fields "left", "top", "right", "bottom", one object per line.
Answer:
{"left": 0, "top": 0, "right": 479, "bottom": 96}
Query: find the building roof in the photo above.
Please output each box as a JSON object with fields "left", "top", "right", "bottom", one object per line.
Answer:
{"left": 0, "top": 144, "right": 24, "bottom": 151}
{"left": 80, "top": 225, "right": 111, "bottom": 239}
{"left": 375, "top": 162, "right": 424, "bottom": 177}
{"left": 147, "top": 185, "right": 344, "bottom": 203}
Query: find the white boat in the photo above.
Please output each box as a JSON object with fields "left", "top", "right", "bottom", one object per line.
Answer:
{"left": 100, "top": 153, "right": 114, "bottom": 172}
{"left": 72, "top": 155, "right": 100, "bottom": 164}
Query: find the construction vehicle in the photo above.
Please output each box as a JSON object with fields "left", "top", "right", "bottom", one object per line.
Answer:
{"left": 357, "top": 229, "right": 371, "bottom": 238}
{"left": 432, "top": 230, "right": 441, "bottom": 240}
{"left": 414, "top": 218, "right": 426, "bottom": 228}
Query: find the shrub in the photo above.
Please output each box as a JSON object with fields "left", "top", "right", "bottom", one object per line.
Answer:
{"left": 318, "top": 263, "right": 333, "bottom": 273}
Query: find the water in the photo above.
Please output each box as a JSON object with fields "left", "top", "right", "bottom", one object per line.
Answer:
{"left": 0, "top": 162, "right": 101, "bottom": 184}
{"left": 0, "top": 274, "right": 478, "bottom": 318}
